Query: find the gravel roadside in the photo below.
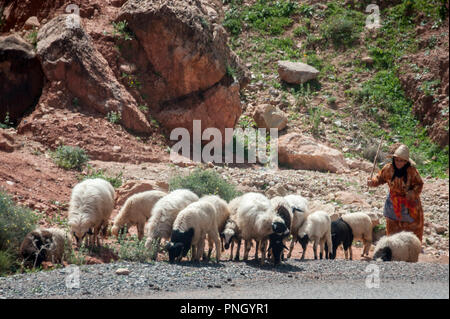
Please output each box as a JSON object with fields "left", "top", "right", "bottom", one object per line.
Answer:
{"left": 0, "top": 259, "right": 448, "bottom": 299}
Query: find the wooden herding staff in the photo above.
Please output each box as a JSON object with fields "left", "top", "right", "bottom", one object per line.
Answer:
{"left": 367, "top": 137, "right": 383, "bottom": 191}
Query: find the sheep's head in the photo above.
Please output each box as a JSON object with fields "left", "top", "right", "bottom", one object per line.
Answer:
{"left": 222, "top": 228, "right": 236, "bottom": 250}
{"left": 167, "top": 228, "right": 194, "bottom": 262}
{"left": 268, "top": 233, "right": 288, "bottom": 266}
{"left": 69, "top": 222, "right": 93, "bottom": 247}
{"left": 271, "top": 215, "right": 288, "bottom": 236}
{"left": 373, "top": 246, "right": 392, "bottom": 261}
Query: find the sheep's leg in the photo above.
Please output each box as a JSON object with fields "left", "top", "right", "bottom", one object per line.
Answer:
{"left": 301, "top": 242, "right": 307, "bottom": 260}
{"left": 137, "top": 223, "right": 145, "bottom": 241}
{"left": 349, "top": 245, "right": 353, "bottom": 260}
{"left": 243, "top": 240, "right": 251, "bottom": 261}
{"left": 191, "top": 245, "right": 197, "bottom": 262}
{"left": 197, "top": 238, "right": 206, "bottom": 262}
{"left": 235, "top": 239, "right": 241, "bottom": 261}
{"left": 313, "top": 240, "right": 318, "bottom": 260}
{"left": 229, "top": 241, "right": 234, "bottom": 261}
{"left": 254, "top": 240, "right": 260, "bottom": 261}
{"left": 319, "top": 238, "right": 324, "bottom": 260}
{"left": 211, "top": 231, "right": 221, "bottom": 263}
{"left": 287, "top": 236, "right": 295, "bottom": 259}
{"left": 207, "top": 236, "right": 214, "bottom": 261}
{"left": 260, "top": 239, "right": 267, "bottom": 265}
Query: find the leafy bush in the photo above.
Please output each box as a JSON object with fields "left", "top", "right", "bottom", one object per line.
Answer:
{"left": 0, "top": 191, "right": 39, "bottom": 252}
{"left": 51, "top": 145, "right": 89, "bottom": 171}
{"left": 169, "top": 168, "right": 241, "bottom": 202}
{"left": 321, "top": 15, "right": 360, "bottom": 48}
{"left": 116, "top": 233, "right": 154, "bottom": 262}
{"left": 0, "top": 190, "right": 39, "bottom": 276}
{"left": 106, "top": 111, "right": 122, "bottom": 124}
{"left": 0, "top": 250, "right": 15, "bottom": 275}
{"left": 112, "top": 20, "right": 134, "bottom": 41}
{"left": 224, "top": 0, "right": 298, "bottom": 36}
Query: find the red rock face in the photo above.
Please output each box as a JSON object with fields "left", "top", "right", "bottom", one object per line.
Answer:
{"left": 117, "top": 0, "right": 246, "bottom": 142}
{"left": 0, "top": 35, "right": 44, "bottom": 124}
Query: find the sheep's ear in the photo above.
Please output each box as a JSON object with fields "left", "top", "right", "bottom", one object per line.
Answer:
{"left": 220, "top": 232, "right": 225, "bottom": 239}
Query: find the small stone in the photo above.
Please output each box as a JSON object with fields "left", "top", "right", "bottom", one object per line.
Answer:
{"left": 116, "top": 268, "right": 130, "bottom": 275}
{"left": 434, "top": 225, "right": 447, "bottom": 235}
{"left": 113, "top": 146, "right": 122, "bottom": 153}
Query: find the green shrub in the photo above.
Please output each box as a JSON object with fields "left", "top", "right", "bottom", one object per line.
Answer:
{"left": 112, "top": 20, "right": 134, "bottom": 41}
{"left": 169, "top": 168, "right": 241, "bottom": 202}
{"left": 0, "top": 251, "right": 15, "bottom": 275}
{"left": 0, "top": 190, "right": 39, "bottom": 276}
{"left": 116, "top": 233, "right": 154, "bottom": 262}
{"left": 0, "top": 112, "right": 13, "bottom": 129}
{"left": 106, "top": 111, "right": 122, "bottom": 124}
{"left": 321, "top": 15, "right": 360, "bottom": 48}
{"left": 51, "top": 145, "right": 89, "bottom": 171}
{"left": 223, "top": 0, "right": 298, "bottom": 36}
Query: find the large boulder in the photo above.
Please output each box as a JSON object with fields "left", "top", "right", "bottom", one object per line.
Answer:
{"left": 277, "top": 61, "right": 319, "bottom": 84}
{"left": 278, "top": 133, "right": 350, "bottom": 173}
{"left": 117, "top": 0, "right": 247, "bottom": 137}
{"left": 36, "top": 15, "right": 152, "bottom": 133}
{"left": 252, "top": 104, "right": 288, "bottom": 130}
{"left": 0, "top": 34, "right": 44, "bottom": 124}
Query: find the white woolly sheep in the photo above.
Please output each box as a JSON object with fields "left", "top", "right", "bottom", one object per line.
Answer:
{"left": 20, "top": 227, "right": 70, "bottom": 267}
{"left": 341, "top": 212, "right": 373, "bottom": 259}
{"left": 166, "top": 200, "right": 221, "bottom": 263}
{"left": 144, "top": 189, "right": 199, "bottom": 260}
{"left": 297, "top": 210, "right": 332, "bottom": 260}
{"left": 233, "top": 192, "right": 289, "bottom": 265}
{"left": 112, "top": 190, "right": 166, "bottom": 240}
{"left": 199, "top": 195, "right": 231, "bottom": 257}
{"left": 283, "top": 194, "right": 308, "bottom": 258}
{"left": 373, "top": 231, "right": 421, "bottom": 262}
{"left": 68, "top": 178, "right": 115, "bottom": 247}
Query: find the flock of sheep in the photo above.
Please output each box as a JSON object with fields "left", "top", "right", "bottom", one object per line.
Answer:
{"left": 20, "top": 178, "right": 423, "bottom": 268}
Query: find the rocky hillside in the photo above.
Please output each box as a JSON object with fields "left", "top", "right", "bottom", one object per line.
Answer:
{"left": 0, "top": 0, "right": 448, "bottom": 274}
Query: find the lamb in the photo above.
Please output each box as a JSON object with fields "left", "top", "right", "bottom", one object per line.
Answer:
{"left": 325, "top": 218, "right": 354, "bottom": 260}
{"left": 144, "top": 189, "right": 199, "bottom": 260}
{"left": 198, "top": 195, "right": 231, "bottom": 257}
{"left": 297, "top": 210, "right": 332, "bottom": 260}
{"left": 68, "top": 178, "right": 115, "bottom": 247}
{"left": 111, "top": 190, "right": 166, "bottom": 240}
{"left": 20, "top": 227, "right": 70, "bottom": 268}
{"left": 373, "top": 231, "right": 421, "bottom": 262}
{"left": 283, "top": 194, "right": 308, "bottom": 258}
{"left": 166, "top": 200, "right": 221, "bottom": 263}
{"left": 234, "top": 192, "right": 289, "bottom": 265}
{"left": 340, "top": 212, "right": 373, "bottom": 259}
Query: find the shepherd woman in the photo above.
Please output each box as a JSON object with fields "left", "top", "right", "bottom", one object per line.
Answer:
{"left": 367, "top": 144, "right": 424, "bottom": 242}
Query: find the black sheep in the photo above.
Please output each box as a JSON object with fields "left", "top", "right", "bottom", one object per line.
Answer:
{"left": 325, "top": 218, "right": 354, "bottom": 260}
